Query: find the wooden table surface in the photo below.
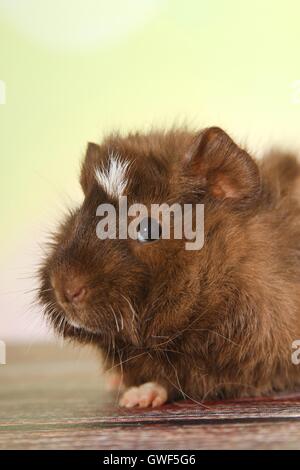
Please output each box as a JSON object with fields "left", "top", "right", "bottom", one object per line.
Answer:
{"left": 1, "top": 343, "right": 300, "bottom": 450}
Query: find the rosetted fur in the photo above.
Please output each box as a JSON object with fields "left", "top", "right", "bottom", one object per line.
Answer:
{"left": 38, "top": 127, "right": 300, "bottom": 403}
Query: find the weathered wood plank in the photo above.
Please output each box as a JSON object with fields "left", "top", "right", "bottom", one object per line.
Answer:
{"left": 1, "top": 343, "right": 300, "bottom": 449}
{"left": 2, "top": 395, "right": 300, "bottom": 428}
{"left": 2, "top": 421, "right": 300, "bottom": 450}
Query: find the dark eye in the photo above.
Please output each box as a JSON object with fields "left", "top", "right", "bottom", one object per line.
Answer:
{"left": 137, "top": 217, "right": 162, "bottom": 243}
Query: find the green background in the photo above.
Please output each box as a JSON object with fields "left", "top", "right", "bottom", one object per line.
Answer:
{"left": 0, "top": 0, "right": 300, "bottom": 341}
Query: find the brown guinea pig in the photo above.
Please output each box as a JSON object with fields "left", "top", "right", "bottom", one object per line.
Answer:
{"left": 38, "top": 126, "right": 300, "bottom": 407}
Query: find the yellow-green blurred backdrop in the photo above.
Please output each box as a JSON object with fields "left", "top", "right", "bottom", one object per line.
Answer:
{"left": 1, "top": 0, "right": 300, "bottom": 342}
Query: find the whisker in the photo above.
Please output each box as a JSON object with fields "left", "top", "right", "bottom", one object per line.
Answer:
{"left": 118, "top": 308, "right": 124, "bottom": 331}
{"left": 110, "top": 307, "right": 120, "bottom": 333}
{"left": 201, "top": 381, "right": 259, "bottom": 402}
{"left": 163, "top": 373, "right": 211, "bottom": 410}
{"left": 187, "top": 328, "right": 239, "bottom": 347}
{"left": 105, "top": 351, "right": 147, "bottom": 374}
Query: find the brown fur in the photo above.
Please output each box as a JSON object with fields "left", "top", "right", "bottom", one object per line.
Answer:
{"left": 38, "top": 127, "right": 300, "bottom": 402}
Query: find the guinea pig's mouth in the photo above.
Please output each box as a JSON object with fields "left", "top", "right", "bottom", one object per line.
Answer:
{"left": 66, "top": 317, "right": 84, "bottom": 330}
{"left": 49, "top": 275, "right": 101, "bottom": 334}
{"left": 54, "top": 299, "right": 102, "bottom": 335}
{"left": 62, "top": 312, "right": 102, "bottom": 335}
{"left": 63, "top": 306, "right": 101, "bottom": 334}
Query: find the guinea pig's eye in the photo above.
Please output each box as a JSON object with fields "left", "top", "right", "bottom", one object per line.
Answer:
{"left": 137, "top": 217, "right": 162, "bottom": 243}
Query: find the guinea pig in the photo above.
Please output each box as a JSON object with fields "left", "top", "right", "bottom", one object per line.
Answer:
{"left": 38, "top": 126, "right": 300, "bottom": 408}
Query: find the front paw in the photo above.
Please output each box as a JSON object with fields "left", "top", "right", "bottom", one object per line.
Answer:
{"left": 119, "top": 382, "right": 168, "bottom": 408}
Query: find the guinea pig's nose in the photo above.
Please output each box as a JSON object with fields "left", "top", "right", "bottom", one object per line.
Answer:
{"left": 65, "top": 284, "right": 87, "bottom": 304}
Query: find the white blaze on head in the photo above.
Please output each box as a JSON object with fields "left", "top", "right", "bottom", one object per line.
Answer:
{"left": 95, "top": 151, "right": 130, "bottom": 198}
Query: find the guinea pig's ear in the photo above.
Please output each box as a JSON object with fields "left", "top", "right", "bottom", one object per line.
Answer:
{"left": 80, "top": 142, "right": 101, "bottom": 195}
{"left": 184, "top": 127, "right": 261, "bottom": 203}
